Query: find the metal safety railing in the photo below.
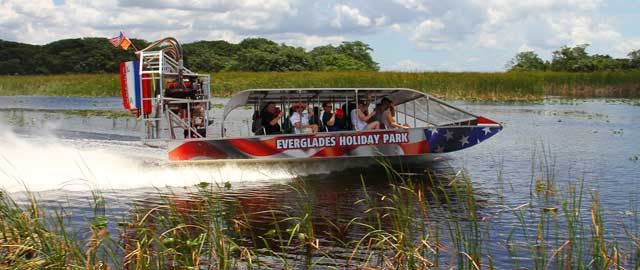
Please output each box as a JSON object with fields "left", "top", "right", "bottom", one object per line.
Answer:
{"left": 135, "top": 50, "right": 212, "bottom": 144}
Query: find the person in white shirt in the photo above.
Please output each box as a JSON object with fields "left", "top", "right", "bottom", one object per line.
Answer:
{"left": 350, "top": 101, "right": 380, "bottom": 130}
{"left": 380, "top": 97, "right": 410, "bottom": 130}
{"left": 290, "top": 102, "right": 319, "bottom": 134}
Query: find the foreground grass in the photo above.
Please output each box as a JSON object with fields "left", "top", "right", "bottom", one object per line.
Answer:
{"left": 1, "top": 71, "right": 639, "bottom": 101}
{"left": 2, "top": 156, "right": 639, "bottom": 269}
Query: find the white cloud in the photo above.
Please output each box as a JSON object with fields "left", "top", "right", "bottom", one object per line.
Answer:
{"left": 545, "top": 15, "right": 620, "bottom": 45}
{"left": 615, "top": 39, "right": 640, "bottom": 56}
{"left": 411, "top": 19, "right": 448, "bottom": 50}
{"left": 0, "top": 0, "right": 303, "bottom": 44}
{"left": 374, "top": 16, "right": 388, "bottom": 27}
{"left": 331, "top": 4, "right": 371, "bottom": 28}
{"left": 394, "top": 0, "right": 429, "bottom": 12}
{"left": 268, "top": 33, "right": 345, "bottom": 49}
{"left": 390, "top": 23, "right": 403, "bottom": 33}
{"left": 0, "top": 0, "right": 637, "bottom": 71}
{"left": 476, "top": 33, "right": 498, "bottom": 48}
{"left": 120, "top": 0, "right": 297, "bottom": 14}
{"left": 518, "top": 43, "right": 534, "bottom": 52}
{"left": 403, "top": 0, "right": 626, "bottom": 53}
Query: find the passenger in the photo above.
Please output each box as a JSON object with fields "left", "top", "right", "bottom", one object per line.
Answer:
{"left": 380, "top": 97, "right": 410, "bottom": 130}
{"left": 320, "top": 102, "right": 339, "bottom": 132}
{"left": 183, "top": 104, "right": 206, "bottom": 138}
{"left": 373, "top": 102, "right": 386, "bottom": 129}
{"left": 342, "top": 103, "right": 356, "bottom": 130}
{"left": 350, "top": 101, "right": 380, "bottom": 130}
{"left": 289, "top": 102, "right": 319, "bottom": 134}
{"left": 310, "top": 106, "right": 321, "bottom": 127}
{"left": 260, "top": 102, "right": 283, "bottom": 135}
{"left": 334, "top": 107, "right": 346, "bottom": 130}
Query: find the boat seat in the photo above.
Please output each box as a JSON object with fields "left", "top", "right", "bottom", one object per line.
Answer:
{"left": 251, "top": 110, "right": 265, "bottom": 135}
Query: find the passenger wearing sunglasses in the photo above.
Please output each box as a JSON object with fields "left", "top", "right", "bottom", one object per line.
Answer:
{"left": 320, "top": 102, "right": 339, "bottom": 132}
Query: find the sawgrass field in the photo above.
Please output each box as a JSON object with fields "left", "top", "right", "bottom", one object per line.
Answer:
{"left": 0, "top": 70, "right": 639, "bottom": 101}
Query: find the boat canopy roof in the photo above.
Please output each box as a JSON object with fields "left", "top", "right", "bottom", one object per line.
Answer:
{"left": 222, "top": 88, "right": 429, "bottom": 120}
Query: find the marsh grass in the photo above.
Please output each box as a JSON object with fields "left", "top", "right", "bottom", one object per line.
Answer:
{"left": 1, "top": 71, "right": 639, "bottom": 101}
{"left": 0, "top": 74, "right": 118, "bottom": 96}
{"left": 0, "top": 190, "right": 119, "bottom": 269}
{"left": 1, "top": 153, "right": 640, "bottom": 269}
{"left": 0, "top": 108, "right": 134, "bottom": 119}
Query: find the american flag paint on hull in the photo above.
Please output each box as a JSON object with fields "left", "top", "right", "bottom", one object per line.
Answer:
{"left": 168, "top": 126, "right": 502, "bottom": 161}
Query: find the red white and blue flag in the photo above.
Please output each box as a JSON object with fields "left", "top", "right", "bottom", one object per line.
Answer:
{"left": 109, "top": 32, "right": 124, "bottom": 47}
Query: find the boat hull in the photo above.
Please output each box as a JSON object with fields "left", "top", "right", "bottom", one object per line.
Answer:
{"left": 168, "top": 126, "right": 502, "bottom": 161}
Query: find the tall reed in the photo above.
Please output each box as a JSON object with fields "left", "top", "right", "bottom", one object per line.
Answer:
{"left": 1, "top": 71, "right": 639, "bottom": 100}
{"left": 2, "top": 151, "right": 639, "bottom": 269}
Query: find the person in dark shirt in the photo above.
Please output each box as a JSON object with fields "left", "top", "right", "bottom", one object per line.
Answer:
{"left": 321, "top": 102, "right": 339, "bottom": 132}
{"left": 260, "top": 102, "right": 283, "bottom": 135}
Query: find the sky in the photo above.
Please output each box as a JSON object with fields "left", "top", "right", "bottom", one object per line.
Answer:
{"left": 1, "top": 0, "right": 639, "bottom": 71}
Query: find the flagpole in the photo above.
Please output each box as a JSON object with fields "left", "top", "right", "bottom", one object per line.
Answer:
{"left": 120, "top": 29, "right": 139, "bottom": 52}
{"left": 129, "top": 40, "right": 139, "bottom": 52}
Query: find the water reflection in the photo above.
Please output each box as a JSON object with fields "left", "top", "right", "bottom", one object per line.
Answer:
{"left": 123, "top": 158, "right": 487, "bottom": 268}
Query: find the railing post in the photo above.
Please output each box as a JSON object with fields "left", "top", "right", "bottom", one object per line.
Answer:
{"left": 403, "top": 103, "right": 407, "bottom": 125}
{"left": 426, "top": 96, "right": 430, "bottom": 123}
{"left": 187, "top": 101, "right": 191, "bottom": 138}
{"left": 413, "top": 100, "right": 417, "bottom": 128}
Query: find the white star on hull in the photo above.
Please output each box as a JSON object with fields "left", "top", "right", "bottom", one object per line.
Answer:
{"left": 459, "top": 135, "right": 469, "bottom": 146}
{"left": 444, "top": 130, "right": 454, "bottom": 141}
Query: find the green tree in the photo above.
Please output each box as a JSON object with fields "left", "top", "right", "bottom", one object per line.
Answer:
{"left": 309, "top": 45, "right": 339, "bottom": 58}
{"left": 629, "top": 49, "right": 640, "bottom": 69}
{"left": 0, "top": 37, "right": 379, "bottom": 74}
{"left": 591, "top": 54, "right": 629, "bottom": 71}
{"left": 184, "top": 40, "right": 238, "bottom": 71}
{"left": 551, "top": 44, "right": 595, "bottom": 72}
{"left": 309, "top": 42, "right": 378, "bottom": 71}
{"left": 507, "top": 51, "right": 546, "bottom": 71}
{"left": 235, "top": 49, "right": 279, "bottom": 71}
{"left": 313, "top": 54, "right": 369, "bottom": 71}
{"left": 238, "top": 38, "right": 278, "bottom": 52}
{"left": 0, "top": 40, "right": 45, "bottom": 74}
{"left": 276, "top": 46, "right": 313, "bottom": 71}
{"left": 336, "top": 41, "right": 379, "bottom": 70}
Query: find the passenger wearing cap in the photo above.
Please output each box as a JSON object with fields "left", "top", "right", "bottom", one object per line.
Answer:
{"left": 289, "top": 102, "right": 319, "bottom": 134}
{"left": 350, "top": 101, "right": 380, "bottom": 130}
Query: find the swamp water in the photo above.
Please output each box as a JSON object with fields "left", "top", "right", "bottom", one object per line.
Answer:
{"left": 0, "top": 96, "right": 639, "bottom": 268}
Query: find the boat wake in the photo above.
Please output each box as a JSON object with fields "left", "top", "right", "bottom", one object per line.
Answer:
{"left": 0, "top": 122, "right": 382, "bottom": 193}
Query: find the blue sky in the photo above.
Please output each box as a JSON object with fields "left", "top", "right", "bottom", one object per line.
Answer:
{"left": 1, "top": 0, "right": 638, "bottom": 71}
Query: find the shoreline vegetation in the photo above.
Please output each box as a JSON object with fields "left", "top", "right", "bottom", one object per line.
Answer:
{"left": 1, "top": 38, "right": 638, "bottom": 101}
{"left": 0, "top": 70, "right": 639, "bottom": 101}
{"left": 1, "top": 156, "right": 639, "bottom": 269}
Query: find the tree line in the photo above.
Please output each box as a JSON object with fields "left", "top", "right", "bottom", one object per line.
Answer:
{"left": 0, "top": 37, "right": 379, "bottom": 75}
{"left": 508, "top": 44, "right": 640, "bottom": 72}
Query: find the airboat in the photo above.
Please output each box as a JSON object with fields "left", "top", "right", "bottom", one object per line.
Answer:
{"left": 118, "top": 38, "right": 502, "bottom": 162}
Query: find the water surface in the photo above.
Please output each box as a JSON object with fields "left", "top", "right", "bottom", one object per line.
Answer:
{"left": 1, "top": 96, "right": 639, "bottom": 268}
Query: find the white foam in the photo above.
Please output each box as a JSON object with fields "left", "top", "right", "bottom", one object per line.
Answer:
{"left": 0, "top": 120, "right": 378, "bottom": 193}
{"left": 0, "top": 119, "right": 297, "bottom": 192}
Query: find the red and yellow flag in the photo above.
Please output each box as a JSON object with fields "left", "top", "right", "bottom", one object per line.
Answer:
{"left": 109, "top": 31, "right": 134, "bottom": 51}
{"left": 120, "top": 38, "right": 132, "bottom": 50}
